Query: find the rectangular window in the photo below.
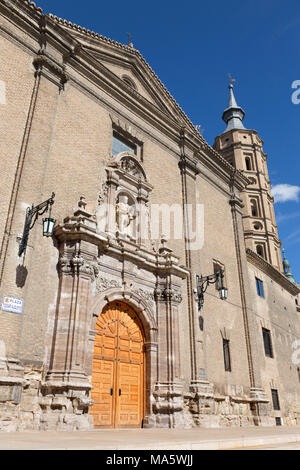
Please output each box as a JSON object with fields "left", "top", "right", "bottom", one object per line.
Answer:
{"left": 275, "top": 417, "right": 282, "bottom": 426}
{"left": 262, "top": 328, "right": 273, "bottom": 358}
{"left": 271, "top": 389, "right": 280, "bottom": 410}
{"left": 223, "top": 339, "right": 232, "bottom": 372}
{"left": 112, "top": 133, "right": 137, "bottom": 156}
{"left": 256, "top": 278, "right": 264, "bottom": 298}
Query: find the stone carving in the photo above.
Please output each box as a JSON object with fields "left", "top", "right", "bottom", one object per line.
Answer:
{"left": 58, "top": 254, "right": 98, "bottom": 280}
{"left": 96, "top": 277, "right": 122, "bottom": 293}
{"left": 98, "top": 181, "right": 109, "bottom": 205}
{"left": 154, "top": 288, "right": 182, "bottom": 304}
{"left": 120, "top": 157, "right": 143, "bottom": 179}
{"left": 57, "top": 255, "right": 72, "bottom": 274}
{"left": 132, "top": 287, "right": 155, "bottom": 307}
{"left": 79, "top": 260, "right": 99, "bottom": 280}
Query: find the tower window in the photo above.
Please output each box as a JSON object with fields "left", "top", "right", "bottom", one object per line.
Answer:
{"left": 262, "top": 328, "right": 273, "bottom": 358}
{"left": 256, "top": 244, "right": 266, "bottom": 259}
{"left": 245, "top": 156, "right": 252, "bottom": 171}
{"left": 223, "top": 339, "right": 232, "bottom": 372}
{"left": 271, "top": 389, "right": 280, "bottom": 410}
{"left": 256, "top": 278, "right": 264, "bottom": 297}
{"left": 250, "top": 198, "right": 260, "bottom": 217}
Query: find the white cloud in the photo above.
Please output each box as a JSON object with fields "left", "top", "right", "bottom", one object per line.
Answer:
{"left": 271, "top": 184, "right": 300, "bottom": 203}
{"left": 276, "top": 211, "right": 300, "bottom": 223}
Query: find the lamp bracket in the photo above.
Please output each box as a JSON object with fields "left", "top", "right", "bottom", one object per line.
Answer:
{"left": 195, "top": 269, "right": 225, "bottom": 311}
{"left": 18, "top": 193, "right": 55, "bottom": 257}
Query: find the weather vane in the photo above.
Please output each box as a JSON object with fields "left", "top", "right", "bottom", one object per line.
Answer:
{"left": 228, "top": 73, "right": 236, "bottom": 84}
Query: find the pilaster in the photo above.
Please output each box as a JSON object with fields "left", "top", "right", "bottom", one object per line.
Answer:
{"left": 229, "top": 187, "right": 270, "bottom": 425}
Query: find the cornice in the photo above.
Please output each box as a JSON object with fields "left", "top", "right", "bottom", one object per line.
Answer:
{"left": 246, "top": 249, "right": 300, "bottom": 295}
{"left": 33, "top": 53, "right": 68, "bottom": 88}
{"left": 0, "top": 0, "right": 41, "bottom": 41}
{"left": 15, "top": 0, "right": 42, "bottom": 15}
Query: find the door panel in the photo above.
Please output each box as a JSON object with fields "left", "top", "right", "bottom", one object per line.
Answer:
{"left": 90, "top": 358, "right": 115, "bottom": 427}
{"left": 116, "top": 362, "right": 142, "bottom": 428}
{"left": 90, "top": 301, "right": 145, "bottom": 428}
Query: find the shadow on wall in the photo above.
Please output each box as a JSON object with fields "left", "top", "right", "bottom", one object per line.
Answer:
{"left": 16, "top": 264, "right": 28, "bottom": 288}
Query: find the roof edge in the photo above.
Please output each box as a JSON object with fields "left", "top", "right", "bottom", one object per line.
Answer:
{"left": 246, "top": 249, "right": 300, "bottom": 296}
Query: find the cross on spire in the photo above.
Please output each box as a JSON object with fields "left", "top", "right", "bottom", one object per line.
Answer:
{"left": 126, "top": 32, "right": 134, "bottom": 48}
{"left": 228, "top": 73, "right": 236, "bottom": 84}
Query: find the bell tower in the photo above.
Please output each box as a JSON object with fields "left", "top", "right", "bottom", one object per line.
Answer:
{"left": 213, "top": 84, "right": 283, "bottom": 271}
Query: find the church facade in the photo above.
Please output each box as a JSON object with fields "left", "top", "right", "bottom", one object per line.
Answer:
{"left": 0, "top": 0, "right": 299, "bottom": 431}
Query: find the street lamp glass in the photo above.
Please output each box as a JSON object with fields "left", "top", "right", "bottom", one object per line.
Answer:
{"left": 43, "top": 217, "right": 56, "bottom": 237}
{"left": 219, "top": 287, "right": 228, "bottom": 301}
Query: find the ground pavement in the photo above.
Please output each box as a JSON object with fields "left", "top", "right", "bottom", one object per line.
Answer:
{"left": 0, "top": 425, "right": 300, "bottom": 450}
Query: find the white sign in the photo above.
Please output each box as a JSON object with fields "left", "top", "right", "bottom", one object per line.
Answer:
{"left": 1, "top": 296, "right": 23, "bottom": 314}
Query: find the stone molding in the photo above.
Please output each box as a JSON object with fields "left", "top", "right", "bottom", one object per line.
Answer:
{"left": 89, "top": 288, "right": 158, "bottom": 345}
{"left": 33, "top": 54, "right": 68, "bottom": 89}
{"left": 58, "top": 253, "right": 99, "bottom": 280}
{"left": 17, "top": 0, "right": 43, "bottom": 15}
{"left": 154, "top": 287, "right": 182, "bottom": 304}
{"left": 178, "top": 154, "right": 199, "bottom": 180}
{"left": 0, "top": 376, "right": 27, "bottom": 386}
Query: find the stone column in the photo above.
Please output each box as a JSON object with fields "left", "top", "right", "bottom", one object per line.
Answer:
{"left": 40, "top": 200, "right": 98, "bottom": 430}
{"left": 178, "top": 129, "right": 214, "bottom": 424}
{"left": 149, "top": 246, "right": 187, "bottom": 428}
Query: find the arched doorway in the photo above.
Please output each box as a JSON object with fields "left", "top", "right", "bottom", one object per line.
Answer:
{"left": 90, "top": 300, "right": 145, "bottom": 428}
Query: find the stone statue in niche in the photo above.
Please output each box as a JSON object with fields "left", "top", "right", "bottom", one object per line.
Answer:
{"left": 116, "top": 194, "right": 136, "bottom": 238}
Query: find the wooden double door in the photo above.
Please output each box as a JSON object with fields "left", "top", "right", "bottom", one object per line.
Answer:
{"left": 90, "top": 301, "right": 145, "bottom": 428}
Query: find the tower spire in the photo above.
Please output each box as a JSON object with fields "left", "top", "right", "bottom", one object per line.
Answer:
{"left": 282, "top": 248, "right": 296, "bottom": 283}
{"left": 222, "top": 84, "right": 246, "bottom": 132}
{"left": 214, "top": 83, "right": 283, "bottom": 271}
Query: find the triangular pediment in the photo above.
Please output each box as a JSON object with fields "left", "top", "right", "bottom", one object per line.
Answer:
{"left": 79, "top": 39, "right": 182, "bottom": 120}
{"left": 48, "top": 15, "right": 194, "bottom": 127}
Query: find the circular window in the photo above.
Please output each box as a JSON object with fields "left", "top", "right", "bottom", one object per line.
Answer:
{"left": 253, "top": 222, "right": 263, "bottom": 230}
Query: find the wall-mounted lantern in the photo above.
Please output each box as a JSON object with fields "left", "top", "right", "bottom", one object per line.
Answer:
{"left": 18, "top": 193, "right": 56, "bottom": 257}
{"left": 194, "top": 269, "right": 228, "bottom": 311}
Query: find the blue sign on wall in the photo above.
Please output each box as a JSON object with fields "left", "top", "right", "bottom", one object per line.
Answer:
{"left": 1, "top": 296, "right": 23, "bottom": 314}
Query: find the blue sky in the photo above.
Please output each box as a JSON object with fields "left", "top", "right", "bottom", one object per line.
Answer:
{"left": 37, "top": 0, "right": 300, "bottom": 282}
